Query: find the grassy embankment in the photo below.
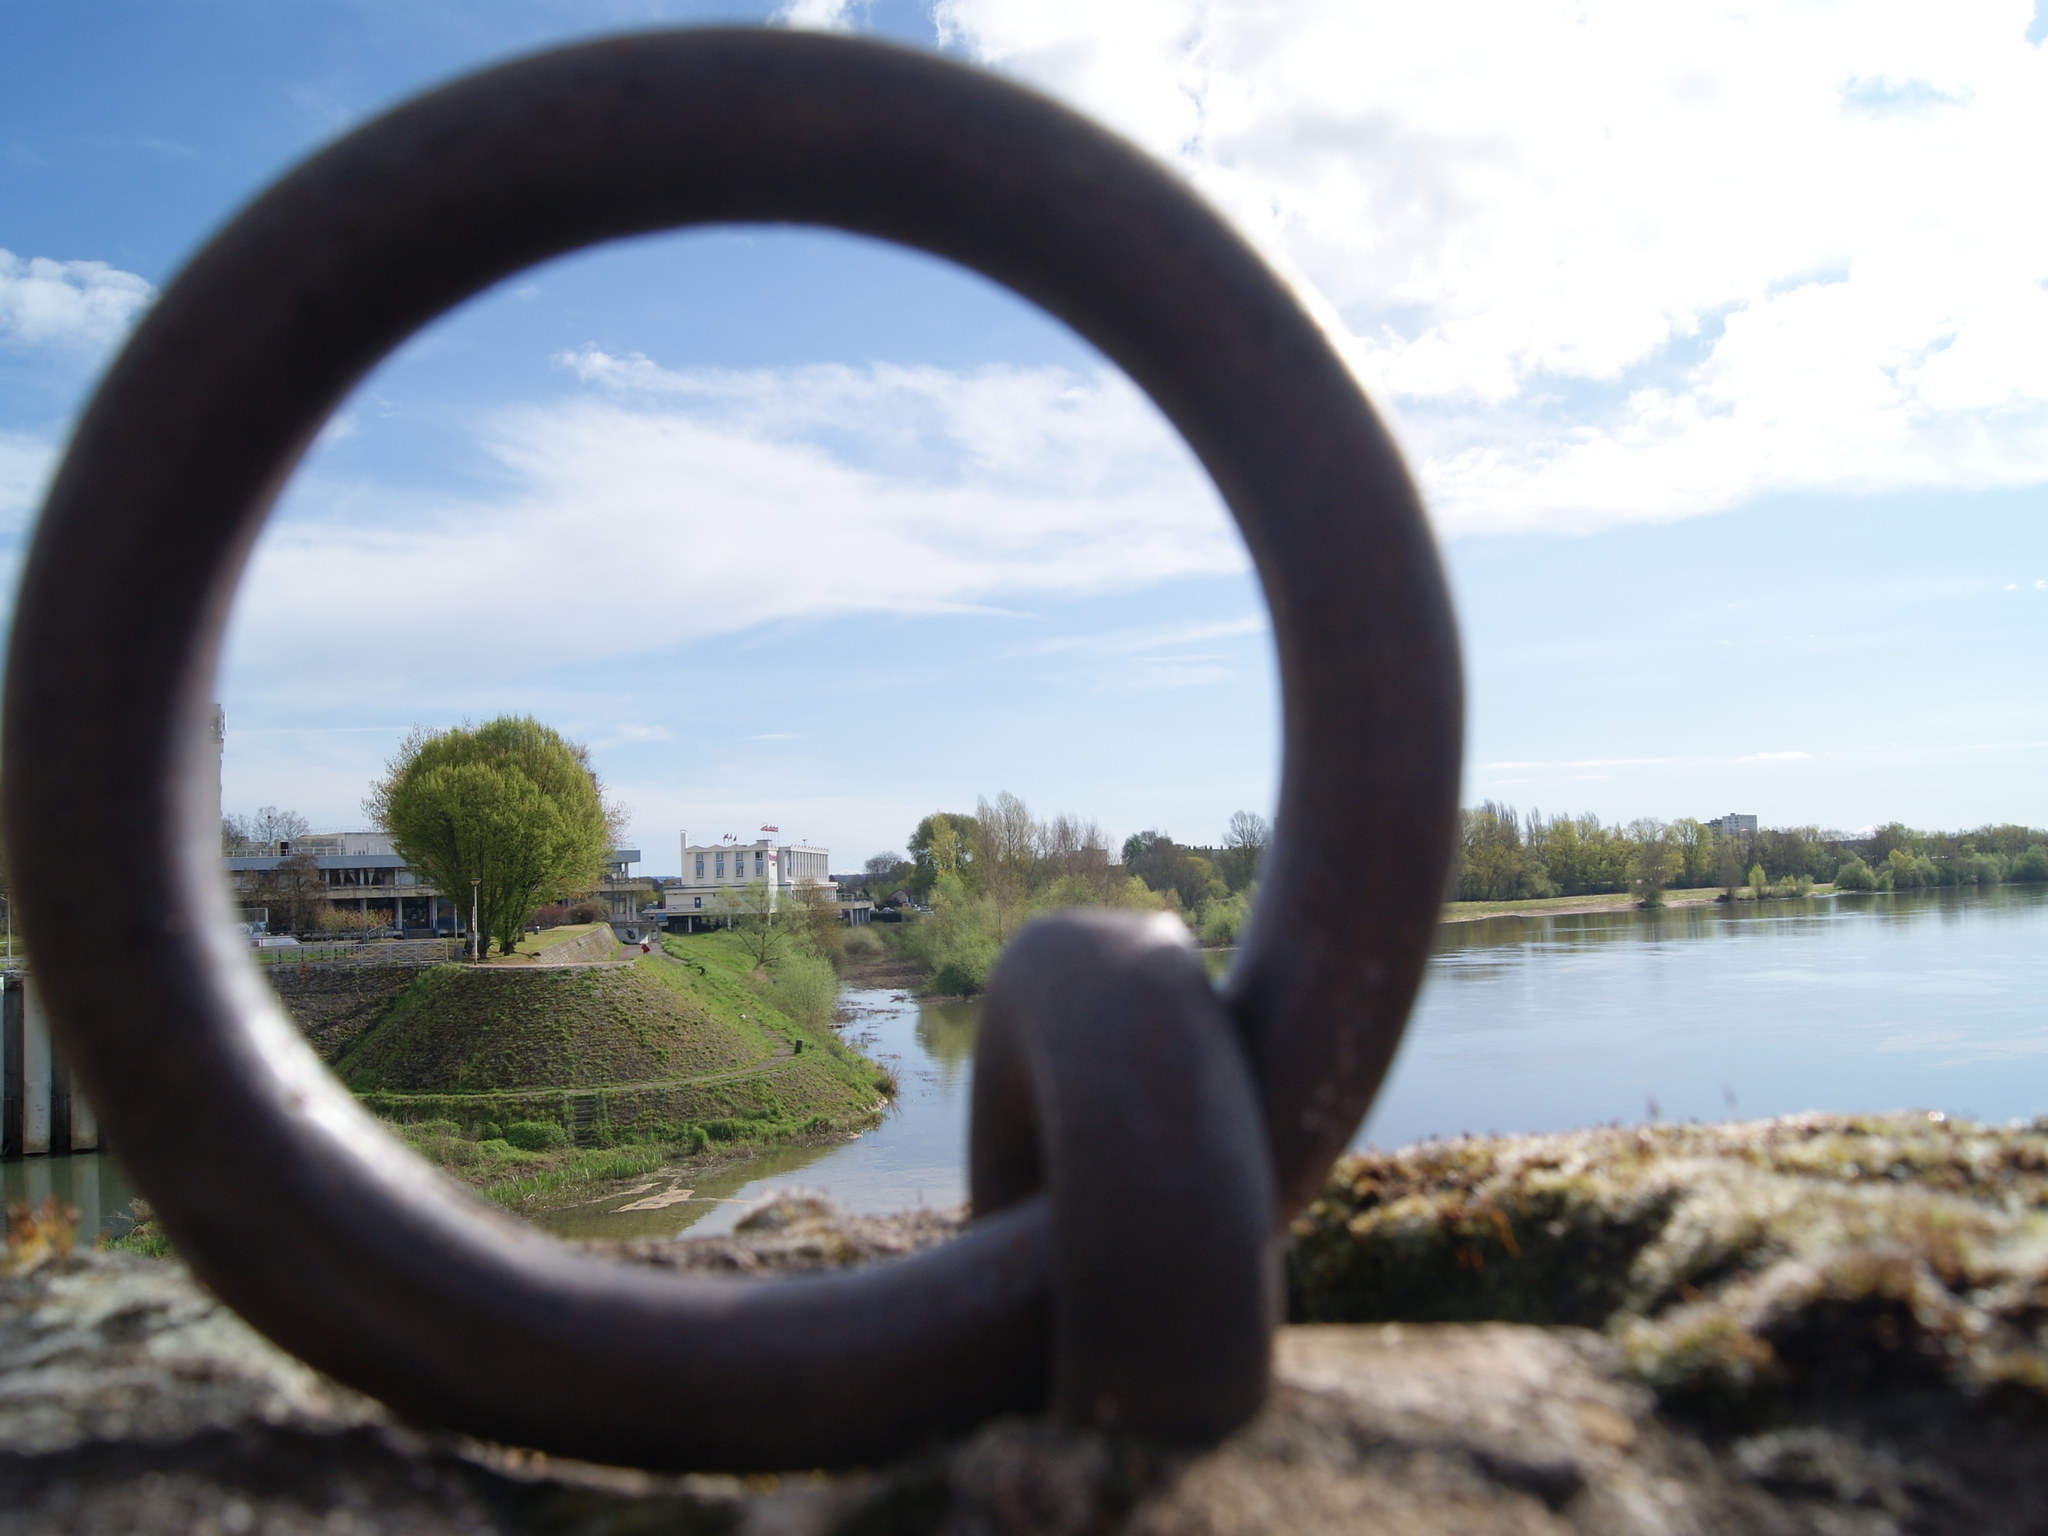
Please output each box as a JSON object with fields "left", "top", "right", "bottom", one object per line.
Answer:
{"left": 327, "top": 930, "right": 889, "bottom": 1214}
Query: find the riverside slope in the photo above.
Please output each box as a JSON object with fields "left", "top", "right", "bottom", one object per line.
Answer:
{"left": 332, "top": 949, "right": 887, "bottom": 1150}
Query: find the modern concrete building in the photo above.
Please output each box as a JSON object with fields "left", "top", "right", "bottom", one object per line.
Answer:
{"left": 1705, "top": 813, "right": 1759, "bottom": 838}
{"left": 660, "top": 830, "right": 834, "bottom": 931}
{"left": 224, "top": 835, "right": 646, "bottom": 937}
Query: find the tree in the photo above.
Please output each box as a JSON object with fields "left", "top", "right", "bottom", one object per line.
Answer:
{"left": 863, "top": 850, "right": 913, "bottom": 897}
{"left": 973, "top": 791, "right": 1038, "bottom": 935}
{"left": 907, "top": 812, "right": 976, "bottom": 899}
{"left": 223, "top": 805, "right": 310, "bottom": 854}
{"left": 250, "top": 850, "right": 327, "bottom": 932}
{"left": 789, "top": 878, "right": 844, "bottom": 960}
{"left": 718, "top": 880, "right": 792, "bottom": 969}
{"left": 366, "top": 716, "right": 619, "bottom": 958}
{"left": 1122, "top": 830, "right": 1228, "bottom": 911}
{"left": 1628, "top": 820, "right": 1678, "bottom": 907}
{"left": 1216, "top": 809, "right": 1271, "bottom": 892}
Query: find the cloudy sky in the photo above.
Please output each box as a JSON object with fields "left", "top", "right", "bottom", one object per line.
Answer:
{"left": 4, "top": 0, "right": 2044, "bottom": 872}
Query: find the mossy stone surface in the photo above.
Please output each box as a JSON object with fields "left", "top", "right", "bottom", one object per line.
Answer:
{"left": 1290, "top": 1112, "right": 2048, "bottom": 1428}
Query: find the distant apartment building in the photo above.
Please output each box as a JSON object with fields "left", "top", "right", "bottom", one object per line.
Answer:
{"left": 1705, "top": 813, "right": 1759, "bottom": 838}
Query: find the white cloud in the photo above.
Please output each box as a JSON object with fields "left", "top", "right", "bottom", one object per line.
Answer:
{"left": 774, "top": 0, "right": 855, "bottom": 31}
{"left": 0, "top": 249, "right": 152, "bottom": 354}
{"left": 227, "top": 357, "right": 1238, "bottom": 692}
{"left": 934, "top": 0, "right": 2048, "bottom": 531}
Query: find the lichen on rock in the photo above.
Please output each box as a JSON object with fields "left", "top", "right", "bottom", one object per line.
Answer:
{"left": 1290, "top": 1112, "right": 2048, "bottom": 1426}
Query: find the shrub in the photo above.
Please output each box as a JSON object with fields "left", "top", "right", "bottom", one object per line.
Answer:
{"left": 1834, "top": 855, "right": 1877, "bottom": 892}
{"left": 567, "top": 899, "right": 606, "bottom": 924}
{"left": 502, "top": 1120, "right": 570, "bottom": 1151}
{"left": 841, "top": 926, "right": 886, "bottom": 959}
{"left": 2013, "top": 845, "right": 2048, "bottom": 884}
{"left": 1196, "top": 890, "right": 1252, "bottom": 945}
{"left": 932, "top": 937, "right": 998, "bottom": 997}
{"left": 768, "top": 950, "right": 839, "bottom": 1030}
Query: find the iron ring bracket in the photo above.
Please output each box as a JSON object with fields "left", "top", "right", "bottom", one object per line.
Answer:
{"left": 1, "top": 29, "right": 1462, "bottom": 1469}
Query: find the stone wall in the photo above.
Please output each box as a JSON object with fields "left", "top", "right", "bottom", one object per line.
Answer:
{"left": 262, "top": 963, "right": 424, "bottom": 1062}
{"left": 532, "top": 925, "right": 621, "bottom": 966}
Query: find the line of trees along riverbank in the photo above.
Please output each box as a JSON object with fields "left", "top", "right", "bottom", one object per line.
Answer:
{"left": 863, "top": 793, "right": 2048, "bottom": 995}
{"left": 859, "top": 794, "right": 1267, "bottom": 994}
{"left": 1455, "top": 804, "right": 2048, "bottom": 903}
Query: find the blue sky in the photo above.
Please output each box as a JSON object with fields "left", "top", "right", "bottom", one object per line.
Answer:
{"left": 4, "top": 1, "right": 2044, "bottom": 873}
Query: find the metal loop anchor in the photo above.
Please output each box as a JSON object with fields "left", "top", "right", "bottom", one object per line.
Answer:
{"left": 0, "top": 29, "right": 1462, "bottom": 1469}
{"left": 972, "top": 910, "right": 1278, "bottom": 1442}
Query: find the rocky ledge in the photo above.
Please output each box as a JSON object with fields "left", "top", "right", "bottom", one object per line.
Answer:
{"left": 6, "top": 1113, "right": 2048, "bottom": 1534}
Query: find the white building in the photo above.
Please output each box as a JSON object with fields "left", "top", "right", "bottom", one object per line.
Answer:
{"left": 661, "top": 830, "right": 832, "bottom": 930}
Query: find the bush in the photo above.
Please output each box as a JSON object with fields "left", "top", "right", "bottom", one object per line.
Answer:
{"left": 767, "top": 950, "right": 839, "bottom": 1031}
{"left": 840, "top": 926, "right": 886, "bottom": 959}
{"left": 1196, "top": 890, "right": 1252, "bottom": 945}
{"left": 567, "top": 899, "right": 606, "bottom": 923}
{"left": 2013, "top": 845, "right": 2048, "bottom": 884}
{"left": 502, "top": 1120, "right": 570, "bottom": 1151}
{"left": 932, "top": 933, "right": 999, "bottom": 997}
{"left": 1834, "top": 856, "right": 1877, "bottom": 891}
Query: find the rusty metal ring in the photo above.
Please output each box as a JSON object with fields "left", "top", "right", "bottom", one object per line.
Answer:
{"left": 971, "top": 909, "right": 1278, "bottom": 1441}
{"left": 1, "top": 29, "right": 1461, "bottom": 1468}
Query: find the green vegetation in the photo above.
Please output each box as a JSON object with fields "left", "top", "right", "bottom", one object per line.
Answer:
{"left": 1455, "top": 804, "right": 2048, "bottom": 904}
{"left": 872, "top": 794, "right": 2048, "bottom": 995}
{"left": 331, "top": 932, "right": 890, "bottom": 1209}
{"left": 879, "top": 792, "right": 1265, "bottom": 994}
{"left": 366, "top": 716, "right": 619, "bottom": 957}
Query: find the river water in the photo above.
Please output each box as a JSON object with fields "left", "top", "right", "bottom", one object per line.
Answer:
{"left": 530, "top": 883, "right": 2048, "bottom": 1241}
{"left": 19, "top": 886, "right": 2048, "bottom": 1245}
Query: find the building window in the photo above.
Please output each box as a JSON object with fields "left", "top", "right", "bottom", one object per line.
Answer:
{"left": 693, "top": 896, "right": 702, "bottom": 909}
{"left": 694, "top": 854, "right": 705, "bottom": 879}
{"left": 755, "top": 853, "right": 764, "bottom": 876}
{"left": 716, "top": 852, "right": 725, "bottom": 878}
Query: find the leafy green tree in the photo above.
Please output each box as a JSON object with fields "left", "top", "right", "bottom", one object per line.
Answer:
{"left": 907, "top": 812, "right": 976, "bottom": 900}
{"left": 2012, "top": 845, "right": 2048, "bottom": 883}
{"left": 1834, "top": 854, "right": 1878, "bottom": 891}
{"left": 1628, "top": 820, "right": 1678, "bottom": 906}
{"left": 366, "top": 716, "right": 618, "bottom": 958}
{"left": 1122, "top": 830, "right": 1227, "bottom": 911}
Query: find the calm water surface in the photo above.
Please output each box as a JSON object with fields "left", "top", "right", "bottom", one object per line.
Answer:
{"left": 534, "top": 885, "right": 2048, "bottom": 1241}
{"left": 0, "top": 1151, "right": 140, "bottom": 1244}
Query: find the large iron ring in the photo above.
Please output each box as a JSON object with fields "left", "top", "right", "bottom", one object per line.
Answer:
{"left": 1, "top": 29, "right": 1461, "bottom": 1468}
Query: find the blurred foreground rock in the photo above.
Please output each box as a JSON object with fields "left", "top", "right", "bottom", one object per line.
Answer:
{"left": 7, "top": 1114, "right": 2048, "bottom": 1533}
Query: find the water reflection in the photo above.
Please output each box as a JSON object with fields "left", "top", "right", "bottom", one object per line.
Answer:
{"left": 1362, "top": 885, "right": 2048, "bottom": 1148}
{"left": 47, "top": 888, "right": 2035, "bottom": 1249}
{"left": 529, "top": 986, "right": 980, "bottom": 1242}
{"left": 1, "top": 1152, "right": 139, "bottom": 1244}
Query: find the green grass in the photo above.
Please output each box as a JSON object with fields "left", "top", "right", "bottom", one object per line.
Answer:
{"left": 336, "top": 963, "right": 769, "bottom": 1093}
{"left": 340, "top": 930, "right": 893, "bottom": 1212}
